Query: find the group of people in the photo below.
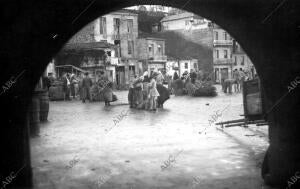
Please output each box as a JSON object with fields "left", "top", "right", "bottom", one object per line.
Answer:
{"left": 172, "top": 69, "right": 202, "bottom": 84}
{"left": 51, "top": 71, "right": 115, "bottom": 105}
{"left": 128, "top": 70, "right": 170, "bottom": 111}
{"left": 169, "top": 69, "right": 212, "bottom": 96}
{"left": 61, "top": 72, "right": 80, "bottom": 100}
{"left": 222, "top": 68, "right": 256, "bottom": 94}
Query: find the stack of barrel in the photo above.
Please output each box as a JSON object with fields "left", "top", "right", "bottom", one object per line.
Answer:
{"left": 49, "top": 80, "right": 64, "bottom": 100}
{"left": 29, "top": 89, "right": 49, "bottom": 137}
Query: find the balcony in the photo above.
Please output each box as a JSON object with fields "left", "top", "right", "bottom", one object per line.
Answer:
{"left": 213, "top": 40, "right": 233, "bottom": 46}
{"left": 214, "top": 58, "right": 233, "bottom": 65}
{"left": 112, "top": 33, "right": 120, "bottom": 40}
{"left": 112, "top": 33, "right": 134, "bottom": 40}
{"left": 108, "top": 57, "right": 120, "bottom": 65}
{"left": 81, "top": 62, "right": 104, "bottom": 68}
{"left": 148, "top": 55, "right": 167, "bottom": 62}
{"left": 155, "top": 55, "right": 167, "bottom": 61}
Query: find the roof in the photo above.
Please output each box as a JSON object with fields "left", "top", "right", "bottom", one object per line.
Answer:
{"left": 56, "top": 65, "right": 86, "bottom": 73}
{"left": 110, "top": 9, "right": 138, "bottom": 16}
{"left": 138, "top": 32, "right": 165, "bottom": 41}
{"left": 63, "top": 42, "right": 117, "bottom": 52}
{"left": 161, "top": 12, "right": 202, "bottom": 22}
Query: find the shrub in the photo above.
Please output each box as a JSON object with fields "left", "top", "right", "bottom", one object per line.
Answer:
{"left": 186, "top": 80, "right": 217, "bottom": 97}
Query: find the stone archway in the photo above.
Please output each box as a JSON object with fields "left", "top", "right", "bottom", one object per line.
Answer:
{"left": 1, "top": 0, "right": 300, "bottom": 188}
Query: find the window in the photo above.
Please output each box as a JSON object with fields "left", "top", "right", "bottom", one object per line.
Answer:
{"left": 128, "top": 41, "right": 134, "bottom": 55}
{"left": 234, "top": 56, "right": 237, "bottom": 65}
{"left": 158, "top": 45, "right": 161, "bottom": 54}
{"left": 194, "top": 63, "right": 197, "bottom": 69}
{"left": 99, "top": 17, "right": 106, "bottom": 36}
{"left": 215, "top": 31, "right": 218, "bottom": 40}
{"left": 224, "top": 50, "right": 228, "bottom": 58}
{"left": 185, "top": 63, "right": 188, "bottom": 69}
{"left": 148, "top": 44, "right": 152, "bottom": 53}
{"left": 127, "top": 19, "right": 133, "bottom": 33}
{"left": 113, "top": 18, "right": 120, "bottom": 33}
{"left": 241, "top": 56, "right": 245, "bottom": 65}
{"left": 215, "top": 50, "right": 219, "bottom": 58}
{"left": 224, "top": 32, "right": 227, "bottom": 40}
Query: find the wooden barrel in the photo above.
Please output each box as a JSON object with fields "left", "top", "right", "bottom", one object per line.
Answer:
{"left": 49, "top": 85, "right": 64, "bottom": 100}
{"left": 39, "top": 90, "right": 49, "bottom": 122}
{"left": 29, "top": 96, "right": 40, "bottom": 137}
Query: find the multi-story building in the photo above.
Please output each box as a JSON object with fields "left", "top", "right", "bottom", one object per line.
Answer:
{"left": 165, "top": 58, "right": 198, "bottom": 77}
{"left": 93, "top": 10, "right": 139, "bottom": 89}
{"left": 212, "top": 24, "right": 234, "bottom": 83}
{"left": 213, "top": 24, "right": 256, "bottom": 83}
{"left": 161, "top": 12, "right": 210, "bottom": 31}
{"left": 178, "top": 59, "right": 198, "bottom": 76}
{"left": 52, "top": 16, "right": 119, "bottom": 83}
{"left": 159, "top": 12, "right": 213, "bottom": 73}
{"left": 232, "top": 40, "right": 256, "bottom": 79}
{"left": 137, "top": 36, "right": 167, "bottom": 75}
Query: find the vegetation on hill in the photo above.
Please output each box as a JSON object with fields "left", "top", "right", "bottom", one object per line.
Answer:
{"left": 140, "top": 31, "right": 213, "bottom": 72}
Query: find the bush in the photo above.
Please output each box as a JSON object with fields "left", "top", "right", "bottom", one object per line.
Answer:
{"left": 186, "top": 80, "right": 217, "bottom": 97}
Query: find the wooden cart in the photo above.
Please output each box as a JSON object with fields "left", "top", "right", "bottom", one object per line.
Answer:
{"left": 216, "top": 78, "right": 268, "bottom": 128}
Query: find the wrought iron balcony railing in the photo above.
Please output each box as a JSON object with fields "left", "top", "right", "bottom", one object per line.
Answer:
{"left": 213, "top": 58, "right": 233, "bottom": 65}
{"left": 213, "top": 40, "right": 233, "bottom": 46}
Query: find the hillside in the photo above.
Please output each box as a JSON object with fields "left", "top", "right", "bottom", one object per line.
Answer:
{"left": 140, "top": 31, "right": 213, "bottom": 72}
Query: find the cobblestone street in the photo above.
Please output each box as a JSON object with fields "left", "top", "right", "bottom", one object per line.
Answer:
{"left": 31, "top": 85, "right": 273, "bottom": 189}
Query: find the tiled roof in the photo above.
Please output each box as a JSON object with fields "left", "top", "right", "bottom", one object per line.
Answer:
{"left": 161, "top": 12, "right": 201, "bottom": 22}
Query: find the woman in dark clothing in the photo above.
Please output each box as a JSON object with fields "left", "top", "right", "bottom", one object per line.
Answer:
{"left": 173, "top": 71, "right": 179, "bottom": 81}
{"left": 81, "top": 72, "right": 92, "bottom": 103}
{"left": 102, "top": 81, "right": 113, "bottom": 106}
{"left": 156, "top": 84, "right": 170, "bottom": 108}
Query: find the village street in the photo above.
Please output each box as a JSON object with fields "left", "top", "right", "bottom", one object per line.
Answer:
{"left": 30, "top": 86, "right": 273, "bottom": 189}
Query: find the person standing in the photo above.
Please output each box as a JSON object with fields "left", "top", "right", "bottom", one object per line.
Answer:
{"left": 156, "top": 70, "right": 164, "bottom": 85}
{"left": 81, "top": 72, "right": 92, "bottom": 103}
{"left": 99, "top": 71, "right": 113, "bottom": 106}
{"left": 224, "top": 78, "right": 234, "bottom": 94}
{"left": 62, "top": 73, "right": 71, "bottom": 101}
{"left": 78, "top": 73, "right": 84, "bottom": 100}
{"left": 128, "top": 75, "right": 136, "bottom": 108}
{"left": 173, "top": 71, "right": 179, "bottom": 81}
{"left": 102, "top": 80, "right": 113, "bottom": 106}
{"left": 233, "top": 69, "right": 240, "bottom": 93}
{"left": 239, "top": 68, "right": 246, "bottom": 92}
{"left": 70, "top": 73, "right": 77, "bottom": 99}
{"left": 190, "top": 69, "right": 197, "bottom": 84}
{"left": 149, "top": 72, "right": 160, "bottom": 111}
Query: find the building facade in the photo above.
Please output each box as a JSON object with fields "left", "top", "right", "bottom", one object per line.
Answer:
{"left": 232, "top": 40, "right": 256, "bottom": 79}
{"left": 213, "top": 24, "right": 234, "bottom": 83}
{"left": 93, "top": 10, "right": 139, "bottom": 88}
{"left": 213, "top": 24, "right": 256, "bottom": 83}
{"left": 178, "top": 59, "right": 198, "bottom": 77}
{"left": 159, "top": 11, "right": 213, "bottom": 73}
{"left": 161, "top": 12, "right": 210, "bottom": 31}
{"left": 137, "top": 37, "right": 167, "bottom": 75}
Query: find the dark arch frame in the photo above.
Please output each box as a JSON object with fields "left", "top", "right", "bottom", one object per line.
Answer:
{"left": 1, "top": 0, "right": 300, "bottom": 188}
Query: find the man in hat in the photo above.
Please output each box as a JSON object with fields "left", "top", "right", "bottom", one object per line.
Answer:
{"left": 81, "top": 72, "right": 92, "bottom": 103}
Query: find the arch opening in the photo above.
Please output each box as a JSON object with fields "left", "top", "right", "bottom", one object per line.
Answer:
{"left": 28, "top": 5, "right": 270, "bottom": 189}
